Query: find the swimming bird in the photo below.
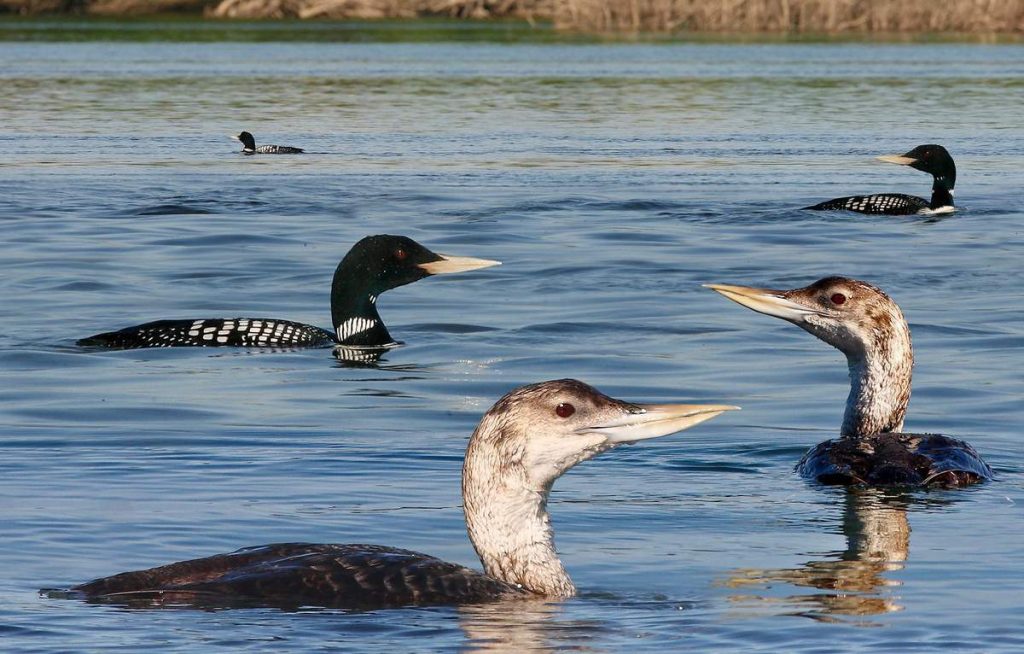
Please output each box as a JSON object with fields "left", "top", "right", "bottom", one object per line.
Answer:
{"left": 706, "top": 277, "right": 991, "bottom": 487}
{"left": 235, "top": 131, "right": 304, "bottom": 154}
{"left": 805, "top": 144, "right": 956, "bottom": 216}
{"left": 45, "top": 379, "right": 736, "bottom": 609}
{"left": 77, "top": 235, "right": 499, "bottom": 350}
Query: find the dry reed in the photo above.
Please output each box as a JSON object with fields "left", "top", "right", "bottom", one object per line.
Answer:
{"left": 2, "top": 0, "right": 1023, "bottom": 34}
{"left": 550, "top": 0, "right": 1024, "bottom": 33}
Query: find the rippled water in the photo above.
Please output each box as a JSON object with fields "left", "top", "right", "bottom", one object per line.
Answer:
{"left": 1, "top": 29, "right": 1023, "bottom": 652}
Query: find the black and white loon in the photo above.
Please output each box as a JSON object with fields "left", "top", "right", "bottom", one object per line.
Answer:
{"left": 78, "top": 235, "right": 499, "bottom": 350}
{"left": 805, "top": 144, "right": 956, "bottom": 216}
{"left": 235, "top": 131, "right": 304, "bottom": 154}
{"left": 707, "top": 277, "right": 992, "bottom": 487}
{"left": 44, "top": 379, "right": 736, "bottom": 609}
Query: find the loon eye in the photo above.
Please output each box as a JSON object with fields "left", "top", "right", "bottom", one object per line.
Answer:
{"left": 555, "top": 403, "right": 575, "bottom": 419}
{"left": 394, "top": 248, "right": 407, "bottom": 261}
{"left": 830, "top": 293, "right": 847, "bottom": 306}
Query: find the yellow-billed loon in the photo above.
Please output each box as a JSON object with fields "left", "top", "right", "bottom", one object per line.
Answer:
{"left": 78, "top": 235, "right": 499, "bottom": 350}
{"left": 707, "top": 276, "right": 992, "bottom": 487}
{"left": 805, "top": 144, "right": 956, "bottom": 216}
{"left": 42, "top": 379, "right": 736, "bottom": 609}
{"left": 235, "top": 131, "right": 304, "bottom": 154}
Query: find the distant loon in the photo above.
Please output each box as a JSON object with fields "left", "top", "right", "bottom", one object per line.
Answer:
{"left": 78, "top": 235, "right": 499, "bottom": 350}
{"left": 805, "top": 144, "right": 956, "bottom": 216}
{"left": 235, "top": 131, "right": 304, "bottom": 154}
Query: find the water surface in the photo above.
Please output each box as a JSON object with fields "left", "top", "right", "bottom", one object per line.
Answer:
{"left": 1, "top": 31, "right": 1023, "bottom": 652}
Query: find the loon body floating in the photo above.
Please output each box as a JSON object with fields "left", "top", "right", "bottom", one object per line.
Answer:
{"left": 235, "top": 131, "right": 304, "bottom": 154}
{"left": 78, "top": 235, "right": 499, "bottom": 350}
{"left": 805, "top": 144, "right": 956, "bottom": 216}
{"left": 707, "top": 277, "right": 991, "bottom": 487}
{"left": 45, "top": 379, "right": 736, "bottom": 609}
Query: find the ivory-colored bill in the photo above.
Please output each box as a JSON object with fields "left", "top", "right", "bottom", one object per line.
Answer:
{"left": 581, "top": 403, "right": 739, "bottom": 444}
{"left": 876, "top": 154, "right": 917, "bottom": 166}
{"left": 705, "top": 283, "right": 822, "bottom": 322}
{"left": 418, "top": 254, "right": 501, "bottom": 275}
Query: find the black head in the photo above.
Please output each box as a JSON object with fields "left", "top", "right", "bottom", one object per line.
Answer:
{"left": 891, "top": 144, "right": 956, "bottom": 188}
{"left": 339, "top": 235, "right": 447, "bottom": 294}
{"left": 236, "top": 131, "right": 256, "bottom": 151}
{"left": 330, "top": 235, "right": 498, "bottom": 333}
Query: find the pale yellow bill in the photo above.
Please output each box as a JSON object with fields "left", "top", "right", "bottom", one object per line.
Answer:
{"left": 418, "top": 254, "right": 501, "bottom": 275}
{"left": 876, "top": 154, "right": 917, "bottom": 166}
{"left": 705, "top": 283, "right": 820, "bottom": 321}
{"left": 581, "top": 403, "right": 739, "bottom": 443}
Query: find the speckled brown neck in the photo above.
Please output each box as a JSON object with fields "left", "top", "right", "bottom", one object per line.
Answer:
{"left": 841, "top": 326, "right": 913, "bottom": 439}
{"left": 461, "top": 413, "right": 577, "bottom": 598}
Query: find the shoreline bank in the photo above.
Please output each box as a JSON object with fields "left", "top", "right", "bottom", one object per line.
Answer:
{"left": 3, "top": 0, "right": 1023, "bottom": 35}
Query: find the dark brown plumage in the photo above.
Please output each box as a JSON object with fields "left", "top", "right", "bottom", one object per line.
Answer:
{"left": 68, "top": 544, "right": 524, "bottom": 609}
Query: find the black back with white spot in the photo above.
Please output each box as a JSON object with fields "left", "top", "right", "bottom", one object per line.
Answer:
{"left": 806, "top": 193, "right": 929, "bottom": 215}
{"left": 254, "top": 144, "right": 304, "bottom": 154}
{"left": 235, "top": 131, "right": 303, "bottom": 154}
{"left": 78, "top": 318, "right": 337, "bottom": 349}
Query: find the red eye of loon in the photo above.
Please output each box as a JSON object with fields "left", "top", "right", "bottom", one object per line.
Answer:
{"left": 555, "top": 403, "right": 575, "bottom": 418}
{"left": 831, "top": 293, "right": 847, "bottom": 305}
{"left": 394, "top": 248, "right": 407, "bottom": 261}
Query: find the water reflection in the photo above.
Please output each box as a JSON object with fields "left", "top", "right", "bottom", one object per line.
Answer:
{"left": 723, "top": 490, "right": 915, "bottom": 622}
{"left": 332, "top": 344, "right": 390, "bottom": 365}
{"left": 458, "top": 599, "right": 604, "bottom": 653}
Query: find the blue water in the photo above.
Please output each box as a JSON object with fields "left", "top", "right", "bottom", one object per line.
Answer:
{"left": 1, "top": 36, "right": 1023, "bottom": 652}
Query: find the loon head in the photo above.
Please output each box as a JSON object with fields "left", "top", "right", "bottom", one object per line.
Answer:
{"left": 235, "top": 131, "right": 257, "bottom": 152}
{"left": 706, "top": 277, "right": 913, "bottom": 437}
{"left": 467, "top": 379, "right": 737, "bottom": 489}
{"left": 877, "top": 144, "right": 956, "bottom": 190}
{"left": 706, "top": 277, "right": 909, "bottom": 360}
{"left": 329, "top": 235, "right": 500, "bottom": 344}
{"left": 338, "top": 234, "right": 500, "bottom": 297}
{"left": 463, "top": 378, "right": 737, "bottom": 596}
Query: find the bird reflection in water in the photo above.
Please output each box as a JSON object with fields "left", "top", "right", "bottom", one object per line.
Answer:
{"left": 332, "top": 344, "right": 390, "bottom": 365}
{"left": 722, "top": 489, "right": 920, "bottom": 623}
{"left": 458, "top": 600, "right": 602, "bottom": 653}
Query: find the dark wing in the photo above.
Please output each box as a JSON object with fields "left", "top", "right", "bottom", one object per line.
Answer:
{"left": 58, "top": 543, "right": 525, "bottom": 609}
{"left": 797, "top": 433, "right": 992, "bottom": 487}
{"left": 804, "top": 194, "right": 928, "bottom": 215}
{"left": 909, "top": 433, "right": 994, "bottom": 485}
{"left": 796, "top": 439, "right": 864, "bottom": 485}
{"left": 77, "top": 318, "right": 337, "bottom": 349}
{"left": 256, "top": 145, "right": 304, "bottom": 154}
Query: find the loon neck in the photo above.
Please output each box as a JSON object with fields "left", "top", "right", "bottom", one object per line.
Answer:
{"left": 329, "top": 267, "right": 393, "bottom": 347}
{"left": 841, "top": 335, "right": 913, "bottom": 439}
{"left": 462, "top": 422, "right": 575, "bottom": 597}
{"left": 929, "top": 177, "right": 955, "bottom": 210}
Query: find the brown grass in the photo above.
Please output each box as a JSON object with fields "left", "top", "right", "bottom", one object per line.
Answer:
{"left": 207, "top": 0, "right": 546, "bottom": 19}
{"left": 2, "top": 0, "right": 1023, "bottom": 34}
{"left": 551, "top": 0, "right": 1024, "bottom": 33}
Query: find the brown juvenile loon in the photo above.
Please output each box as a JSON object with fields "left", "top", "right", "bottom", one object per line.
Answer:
{"left": 235, "top": 131, "right": 304, "bottom": 154}
{"left": 706, "top": 277, "right": 991, "bottom": 487}
{"left": 805, "top": 144, "right": 956, "bottom": 216}
{"left": 44, "top": 379, "right": 736, "bottom": 609}
{"left": 77, "top": 235, "right": 499, "bottom": 350}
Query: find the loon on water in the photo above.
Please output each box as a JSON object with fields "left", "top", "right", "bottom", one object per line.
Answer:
{"left": 44, "top": 379, "right": 736, "bottom": 608}
{"left": 78, "top": 235, "right": 499, "bottom": 350}
{"left": 706, "top": 277, "right": 992, "bottom": 487}
{"left": 235, "top": 131, "right": 304, "bottom": 154}
{"left": 805, "top": 144, "right": 956, "bottom": 216}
